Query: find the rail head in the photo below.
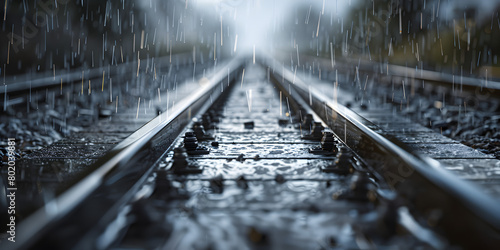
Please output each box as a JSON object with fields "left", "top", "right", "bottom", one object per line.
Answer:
{"left": 294, "top": 52, "right": 500, "bottom": 91}
{"left": 0, "top": 52, "right": 193, "bottom": 94}
{"left": 263, "top": 56, "right": 500, "bottom": 247}
{"left": 12, "top": 56, "right": 244, "bottom": 249}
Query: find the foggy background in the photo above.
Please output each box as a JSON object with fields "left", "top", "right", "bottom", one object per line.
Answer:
{"left": 2, "top": 0, "right": 500, "bottom": 78}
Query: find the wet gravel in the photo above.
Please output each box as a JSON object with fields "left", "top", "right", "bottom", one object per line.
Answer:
{"left": 392, "top": 90, "right": 500, "bottom": 158}
{"left": 0, "top": 58, "right": 213, "bottom": 163}
{"left": 295, "top": 58, "right": 500, "bottom": 159}
{"left": 0, "top": 113, "right": 81, "bottom": 161}
{"left": 0, "top": 89, "right": 124, "bottom": 160}
{"left": 342, "top": 72, "right": 500, "bottom": 159}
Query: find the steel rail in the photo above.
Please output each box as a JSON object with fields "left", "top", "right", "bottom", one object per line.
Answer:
{"left": 12, "top": 56, "right": 244, "bottom": 249}
{"left": 264, "top": 57, "right": 500, "bottom": 248}
{"left": 0, "top": 52, "right": 192, "bottom": 95}
{"left": 296, "top": 53, "right": 500, "bottom": 91}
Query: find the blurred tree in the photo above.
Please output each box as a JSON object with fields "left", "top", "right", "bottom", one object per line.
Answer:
{"left": 0, "top": 0, "right": 220, "bottom": 76}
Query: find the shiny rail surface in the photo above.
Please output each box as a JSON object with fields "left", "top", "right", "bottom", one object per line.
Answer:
{"left": 7, "top": 55, "right": 500, "bottom": 249}
{"left": 264, "top": 56, "right": 500, "bottom": 248}
{"left": 297, "top": 53, "right": 500, "bottom": 91}
{"left": 105, "top": 63, "right": 432, "bottom": 249}
{"left": 0, "top": 52, "right": 192, "bottom": 95}
{"left": 13, "top": 56, "right": 244, "bottom": 249}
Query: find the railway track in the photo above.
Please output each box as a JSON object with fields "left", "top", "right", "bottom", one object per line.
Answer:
{"left": 1, "top": 52, "right": 193, "bottom": 95}
{"left": 297, "top": 53, "right": 500, "bottom": 93}
{"left": 289, "top": 53, "right": 500, "bottom": 198}
{"left": 0, "top": 52, "right": 195, "bottom": 114}
{"left": 0, "top": 51, "right": 208, "bottom": 158}
{"left": 3, "top": 55, "right": 500, "bottom": 249}
{"left": 292, "top": 53, "right": 500, "bottom": 117}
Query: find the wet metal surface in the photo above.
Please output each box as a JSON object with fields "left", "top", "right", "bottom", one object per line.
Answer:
{"left": 5, "top": 66, "right": 213, "bottom": 238}
{"left": 268, "top": 61, "right": 500, "bottom": 248}
{"left": 309, "top": 72, "right": 500, "bottom": 200}
{"left": 12, "top": 58, "right": 246, "bottom": 249}
{"left": 110, "top": 65, "right": 430, "bottom": 249}
{"left": 5, "top": 158, "right": 96, "bottom": 216}
{"left": 438, "top": 159, "right": 500, "bottom": 199}
{"left": 12, "top": 62, "right": 499, "bottom": 249}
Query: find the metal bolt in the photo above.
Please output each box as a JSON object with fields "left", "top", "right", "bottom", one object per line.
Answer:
{"left": 244, "top": 121, "right": 255, "bottom": 129}
{"left": 311, "top": 122, "right": 323, "bottom": 137}
{"left": 236, "top": 153, "right": 245, "bottom": 162}
{"left": 171, "top": 147, "right": 189, "bottom": 171}
{"left": 321, "top": 132, "right": 335, "bottom": 151}
{"left": 335, "top": 146, "right": 353, "bottom": 166}
{"left": 184, "top": 131, "right": 198, "bottom": 151}
{"left": 192, "top": 122, "right": 206, "bottom": 141}
{"left": 275, "top": 174, "right": 286, "bottom": 184}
